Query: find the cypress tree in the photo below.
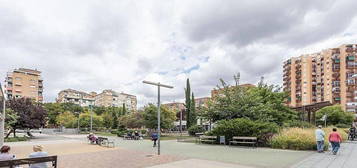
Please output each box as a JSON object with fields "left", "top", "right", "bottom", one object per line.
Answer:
{"left": 185, "top": 78, "right": 191, "bottom": 128}
{"left": 122, "top": 103, "right": 126, "bottom": 115}
{"left": 190, "top": 92, "right": 196, "bottom": 127}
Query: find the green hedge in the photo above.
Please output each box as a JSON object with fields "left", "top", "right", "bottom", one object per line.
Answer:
{"left": 211, "top": 118, "right": 279, "bottom": 144}
{"left": 188, "top": 125, "right": 205, "bottom": 136}
{"left": 5, "top": 136, "right": 28, "bottom": 142}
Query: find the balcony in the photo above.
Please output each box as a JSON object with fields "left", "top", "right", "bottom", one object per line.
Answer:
{"left": 333, "top": 59, "right": 340, "bottom": 63}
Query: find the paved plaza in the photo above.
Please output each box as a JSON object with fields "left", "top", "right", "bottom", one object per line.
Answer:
{"left": 4, "top": 133, "right": 357, "bottom": 168}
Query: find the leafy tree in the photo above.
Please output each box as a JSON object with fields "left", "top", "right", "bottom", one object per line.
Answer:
{"left": 143, "top": 104, "right": 176, "bottom": 129}
{"left": 43, "top": 103, "right": 65, "bottom": 126}
{"left": 56, "top": 111, "right": 77, "bottom": 128}
{"left": 79, "top": 111, "right": 104, "bottom": 129}
{"left": 316, "top": 105, "right": 354, "bottom": 126}
{"left": 118, "top": 112, "right": 144, "bottom": 128}
{"left": 200, "top": 75, "right": 297, "bottom": 126}
{"left": 93, "top": 106, "right": 106, "bottom": 115}
{"left": 5, "top": 109, "right": 18, "bottom": 130}
{"left": 6, "top": 98, "right": 47, "bottom": 137}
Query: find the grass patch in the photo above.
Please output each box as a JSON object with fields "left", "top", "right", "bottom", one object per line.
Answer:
{"left": 5, "top": 136, "right": 29, "bottom": 142}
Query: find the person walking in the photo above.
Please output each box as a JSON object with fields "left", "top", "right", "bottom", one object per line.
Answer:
{"left": 315, "top": 125, "right": 325, "bottom": 153}
{"left": 29, "top": 145, "right": 48, "bottom": 168}
{"left": 329, "top": 128, "right": 342, "bottom": 155}
{"left": 151, "top": 132, "right": 158, "bottom": 147}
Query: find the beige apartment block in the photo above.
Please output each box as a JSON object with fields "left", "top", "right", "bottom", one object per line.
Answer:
{"left": 94, "top": 90, "right": 137, "bottom": 111}
{"left": 57, "top": 89, "right": 95, "bottom": 107}
{"left": 283, "top": 44, "right": 357, "bottom": 112}
{"left": 4, "top": 68, "right": 43, "bottom": 102}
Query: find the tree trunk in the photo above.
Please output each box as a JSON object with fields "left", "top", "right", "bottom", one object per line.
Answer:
{"left": 13, "top": 129, "right": 16, "bottom": 137}
{"left": 5, "top": 129, "right": 12, "bottom": 139}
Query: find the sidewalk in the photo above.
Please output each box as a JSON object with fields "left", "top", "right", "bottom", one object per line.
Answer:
{"left": 291, "top": 141, "right": 357, "bottom": 168}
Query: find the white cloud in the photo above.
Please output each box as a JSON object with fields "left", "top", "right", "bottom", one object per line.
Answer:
{"left": 1, "top": 0, "right": 357, "bottom": 107}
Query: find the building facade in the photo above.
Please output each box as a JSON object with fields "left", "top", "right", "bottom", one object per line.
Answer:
{"left": 283, "top": 44, "right": 357, "bottom": 112}
{"left": 57, "top": 89, "right": 95, "bottom": 107}
{"left": 94, "top": 90, "right": 137, "bottom": 111}
{"left": 4, "top": 68, "right": 43, "bottom": 102}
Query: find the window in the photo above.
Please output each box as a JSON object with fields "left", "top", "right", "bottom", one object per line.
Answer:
{"left": 15, "top": 77, "right": 21, "bottom": 80}
{"left": 30, "top": 85, "right": 36, "bottom": 88}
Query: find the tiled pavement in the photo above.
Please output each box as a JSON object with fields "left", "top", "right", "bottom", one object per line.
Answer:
{"left": 291, "top": 141, "right": 357, "bottom": 168}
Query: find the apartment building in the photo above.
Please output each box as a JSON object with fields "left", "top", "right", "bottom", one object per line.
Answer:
{"left": 4, "top": 68, "right": 43, "bottom": 102}
{"left": 94, "top": 90, "right": 137, "bottom": 111}
{"left": 283, "top": 44, "right": 357, "bottom": 112}
{"left": 57, "top": 89, "right": 95, "bottom": 107}
{"left": 195, "top": 97, "right": 210, "bottom": 108}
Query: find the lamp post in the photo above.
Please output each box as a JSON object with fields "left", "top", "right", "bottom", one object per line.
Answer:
{"left": 89, "top": 105, "right": 93, "bottom": 132}
{"left": 143, "top": 80, "right": 173, "bottom": 155}
{"left": 0, "top": 83, "right": 5, "bottom": 146}
{"left": 75, "top": 112, "right": 80, "bottom": 134}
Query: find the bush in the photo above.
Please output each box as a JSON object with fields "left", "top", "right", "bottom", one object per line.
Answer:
{"left": 5, "top": 136, "right": 28, "bottom": 142}
{"left": 270, "top": 127, "right": 348, "bottom": 150}
{"left": 110, "top": 129, "right": 118, "bottom": 134}
{"left": 335, "top": 123, "right": 350, "bottom": 128}
{"left": 283, "top": 120, "right": 314, "bottom": 128}
{"left": 211, "top": 118, "right": 279, "bottom": 144}
{"left": 188, "top": 125, "right": 205, "bottom": 136}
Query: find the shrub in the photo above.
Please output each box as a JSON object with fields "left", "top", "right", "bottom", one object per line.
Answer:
{"left": 110, "top": 129, "right": 118, "bottom": 134}
{"left": 283, "top": 120, "right": 314, "bottom": 128}
{"left": 335, "top": 123, "right": 350, "bottom": 128}
{"left": 270, "top": 127, "right": 348, "bottom": 150}
{"left": 5, "top": 136, "right": 28, "bottom": 142}
{"left": 211, "top": 118, "right": 279, "bottom": 144}
{"left": 188, "top": 125, "right": 205, "bottom": 136}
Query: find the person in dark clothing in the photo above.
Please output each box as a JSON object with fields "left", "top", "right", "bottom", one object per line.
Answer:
{"left": 349, "top": 125, "right": 356, "bottom": 140}
{"left": 151, "top": 132, "right": 158, "bottom": 147}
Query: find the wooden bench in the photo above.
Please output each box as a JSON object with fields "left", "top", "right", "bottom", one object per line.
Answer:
{"left": 98, "top": 137, "right": 115, "bottom": 148}
{"left": 229, "top": 136, "right": 257, "bottom": 147}
{"left": 0, "top": 155, "right": 57, "bottom": 168}
{"left": 198, "top": 135, "right": 217, "bottom": 144}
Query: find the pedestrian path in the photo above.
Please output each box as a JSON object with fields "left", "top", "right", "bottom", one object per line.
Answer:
{"left": 291, "top": 141, "right": 357, "bottom": 168}
{"left": 148, "top": 159, "right": 253, "bottom": 168}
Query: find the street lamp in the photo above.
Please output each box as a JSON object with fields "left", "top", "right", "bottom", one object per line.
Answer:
{"left": 74, "top": 112, "right": 80, "bottom": 134}
{"left": 0, "top": 82, "right": 6, "bottom": 146}
{"left": 143, "top": 80, "right": 173, "bottom": 155}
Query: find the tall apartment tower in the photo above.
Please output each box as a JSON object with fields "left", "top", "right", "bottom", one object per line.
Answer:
{"left": 4, "top": 68, "right": 43, "bottom": 102}
{"left": 283, "top": 44, "right": 357, "bottom": 112}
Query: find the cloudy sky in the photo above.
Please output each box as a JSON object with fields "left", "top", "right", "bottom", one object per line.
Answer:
{"left": 1, "top": 0, "right": 357, "bottom": 106}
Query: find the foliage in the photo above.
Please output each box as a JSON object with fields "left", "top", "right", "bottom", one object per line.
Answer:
{"left": 56, "top": 111, "right": 77, "bottom": 128}
{"left": 316, "top": 105, "right": 354, "bottom": 126}
{"left": 185, "top": 78, "right": 192, "bottom": 128}
{"left": 188, "top": 125, "right": 205, "bottom": 136}
{"left": 200, "top": 76, "right": 297, "bottom": 126}
{"left": 5, "top": 109, "right": 18, "bottom": 129}
{"left": 79, "top": 111, "right": 104, "bottom": 129}
{"left": 44, "top": 102, "right": 83, "bottom": 126}
{"left": 6, "top": 98, "right": 47, "bottom": 134}
{"left": 270, "top": 127, "right": 348, "bottom": 150}
{"left": 5, "top": 136, "right": 28, "bottom": 142}
{"left": 211, "top": 118, "right": 279, "bottom": 144}
{"left": 283, "top": 120, "right": 315, "bottom": 128}
{"left": 118, "top": 112, "right": 144, "bottom": 128}
{"left": 189, "top": 92, "right": 197, "bottom": 127}
{"left": 142, "top": 104, "right": 176, "bottom": 129}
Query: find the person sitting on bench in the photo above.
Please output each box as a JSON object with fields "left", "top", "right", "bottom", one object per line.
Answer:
{"left": 29, "top": 145, "right": 48, "bottom": 168}
{"left": 0, "top": 145, "right": 15, "bottom": 161}
{"left": 88, "top": 133, "right": 98, "bottom": 144}
{"left": 134, "top": 131, "right": 140, "bottom": 140}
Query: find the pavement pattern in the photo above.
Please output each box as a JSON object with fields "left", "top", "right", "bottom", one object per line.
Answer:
{"left": 291, "top": 141, "right": 357, "bottom": 168}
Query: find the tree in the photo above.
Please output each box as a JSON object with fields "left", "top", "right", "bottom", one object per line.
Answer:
{"left": 6, "top": 98, "right": 47, "bottom": 137}
{"left": 118, "top": 112, "right": 144, "bottom": 128}
{"left": 79, "top": 111, "right": 104, "bottom": 129}
{"left": 201, "top": 75, "right": 297, "bottom": 126}
{"left": 5, "top": 109, "right": 18, "bottom": 130}
{"left": 142, "top": 104, "right": 176, "bottom": 129}
{"left": 189, "top": 92, "right": 197, "bottom": 127}
{"left": 122, "top": 103, "right": 127, "bottom": 115}
{"left": 56, "top": 111, "right": 77, "bottom": 128}
{"left": 43, "top": 103, "right": 65, "bottom": 126}
{"left": 185, "top": 78, "right": 192, "bottom": 128}
{"left": 316, "top": 105, "right": 354, "bottom": 126}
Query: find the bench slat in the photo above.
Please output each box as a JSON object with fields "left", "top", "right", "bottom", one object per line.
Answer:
{"left": 0, "top": 156, "right": 57, "bottom": 167}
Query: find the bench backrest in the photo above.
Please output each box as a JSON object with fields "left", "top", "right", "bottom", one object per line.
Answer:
{"left": 98, "top": 137, "right": 108, "bottom": 140}
{"left": 0, "top": 156, "right": 57, "bottom": 168}
{"left": 233, "top": 136, "right": 257, "bottom": 140}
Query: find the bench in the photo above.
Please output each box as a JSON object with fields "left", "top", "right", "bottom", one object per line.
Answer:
{"left": 229, "top": 136, "right": 257, "bottom": 147}
{"left": 0, "top": 155, "right": 57, "bottom": 168}
{"left": 98, "top": 137, "right": 115, "bottom": 148}
{"left": 198, "top": 136, "right": 217, "bottom": 144}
